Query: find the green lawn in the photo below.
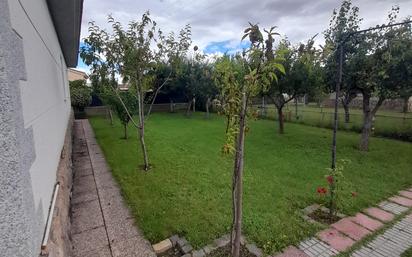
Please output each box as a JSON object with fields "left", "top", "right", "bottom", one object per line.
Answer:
{"left": 89, "top": 113, "right": 412, "bottom": 254}
{"left": 254, "top": 104, "right": 412, "bottom": 141}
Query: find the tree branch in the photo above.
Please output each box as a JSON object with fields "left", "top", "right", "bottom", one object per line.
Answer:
{"left": 112, "top": 87, "right": 140, "bottom": 129}
{"left": 146, "top": 70, "right": 172, "bottom": 118}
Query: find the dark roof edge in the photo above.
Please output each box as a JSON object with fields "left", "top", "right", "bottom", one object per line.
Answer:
{"left": 46, "top": 0, "right": 84, "bottom": 68}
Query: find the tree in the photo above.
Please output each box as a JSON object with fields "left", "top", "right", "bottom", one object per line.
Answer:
{"left": 69, "top": 80, "right": 92, "bottom": 112}
{"left": 267, "top": 36, "right": 319, "bottom": 133}
{"left": 214, "top": 23, "right": 284, "bottom": 257}
{"left": 323, "top": 0, "right": 362, "bottom": 124}
{"left": 81, "top": 12, "right": 191, "bottom": 170}
{"left": 357, "top": 8, "right": 410, "bottom": 151}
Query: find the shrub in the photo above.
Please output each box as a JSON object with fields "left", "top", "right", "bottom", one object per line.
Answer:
{"left": 69, "top": 80, "right": 92, "bottom": 111}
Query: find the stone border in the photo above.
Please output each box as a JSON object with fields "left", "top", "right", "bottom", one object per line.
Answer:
{"left": 153, "top": 234, "right": 264, "bottom": 257}
{"left": 302, "top": 204, "right": 346, "bottom": 226}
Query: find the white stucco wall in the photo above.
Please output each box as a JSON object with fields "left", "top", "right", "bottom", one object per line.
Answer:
{"left": 7, "top": 0, "right": 71, "bottom": 225}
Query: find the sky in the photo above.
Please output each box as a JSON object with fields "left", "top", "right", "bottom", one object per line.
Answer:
{"left": 75, "top": 0, "right": 412, "bottom": 72}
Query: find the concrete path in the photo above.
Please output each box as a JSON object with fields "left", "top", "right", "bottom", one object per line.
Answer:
{"left": 71, "top": 119, "right": 156, "bottom": 257}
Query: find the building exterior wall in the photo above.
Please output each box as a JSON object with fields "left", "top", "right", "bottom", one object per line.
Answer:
{"left": 0, "top": 0, "right": 72, "bottom": 256}
{"left": 68, "top": 68, "right": 87, "bottom": 81}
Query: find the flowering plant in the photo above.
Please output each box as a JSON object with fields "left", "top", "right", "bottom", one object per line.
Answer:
{"left": 316, "top": 159, "right": 356, "bottom": 220}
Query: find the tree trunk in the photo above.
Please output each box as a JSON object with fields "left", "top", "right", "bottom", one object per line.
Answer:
{"left": 170, "top": 99, "right": 174, "bottom": 113}
{"left": 108, "top": 108, "right": 113, "bottom": 125}
{"left": 192, "top": 97, "right": 196, "bottom": 113}
{"left": 231, "top": 92, "right": 246, "bottom": 257}
{"left": 123, "top": 123, "right": 128, "bottom": 139}
{"left": 137, "top": 88, "right": 150, "bottom": 170}
{"left": 205, "top": 97, "right": 210, "bottom": 119}
{"left": 186, "top": 99, "right": 192, "bottom": 116}
{"left": 360, "top": 94, "right": 384, "bottom": 151}
{"left": 403, "top": 97, "right": 409, "bottom": 113}
{"left": 342, "top": 102, "right": 350, "bottom": 124}
{"left": 261, "top": 96, "right": 266, "bottom": 118}
{"left": 295, "top": 98, "right": 298, "bottom": 120}
{"left": 277, "top": 106, "right": 284, "bottom": 134}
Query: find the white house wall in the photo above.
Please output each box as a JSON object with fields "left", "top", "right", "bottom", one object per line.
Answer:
{"left": 0, "top": 0, "right": 71, "bottom": 256}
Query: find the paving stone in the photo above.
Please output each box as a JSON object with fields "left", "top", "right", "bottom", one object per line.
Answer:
{"left": 298, "top": 237, "right": 338, "bottom": 257}
{"left": 274, "top": 246, "right": 310, "bottom": 257}
{"left": 213, "top": 234, "right": 230, "bottom": 247}
{"left": 71, "top": 189, "right": 99, "bottom": 205}
{"left": 181, "top": 244, "right": 193, "bottom": 254}
{"left": 379, "top": 201, "right": 409, "bottom": 215}
{"left": 72, "top": 175, "right": 97, "bottom": 195}
{"left": 169, "top": 234, "right": 180, "bottom": 246}
{"left": 71, "top": 200, "right": 104, "bottom": 234}
{"left": 363, "top": 207, "right": 394, "bottom": 222}
{"left": 72, "top": 226, "right": 109, "bottom": 253}
{"left": 317, "top": 228, "right": 355, "bottom": 252}
{"left": 106, "top": 217, "right": 140, "bottom": 244}
{"left": 202, "top": 245, "right": 217, "bottom": 254}
{"left": 177, "top": 237, "right": 189, "bottom": 248}
{"left": 399, "top": 190, "right": 412, "bottom": 200}
{"left": 246, "top": 243, "right": 263, "bottom": 257}
{"left": 350, "top": 213, "right": 383, "bottom": 232}
{"left": 389, "top": 196, "right": 412, "bottom": 207}
{"left": 111, "top": 236, "right": 157, "bottom": 257}
{"left": 192, "top": 249, "right": 206, "bottom": 257}
{"left": 331, "top": 218, "right": 371, "bottom": 241}
{"left": 152, "top": 239, "right": 173, "bottom": 254}
{"left": 73, "top": 245, "right": 112, "bottom": 257}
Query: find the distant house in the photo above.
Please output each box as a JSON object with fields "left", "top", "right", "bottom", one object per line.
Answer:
{"left": 68, "top": 68, "right": 88, "bottom": 81}
{"left": 0, "top": 0, "right": 83, "bottom": 257}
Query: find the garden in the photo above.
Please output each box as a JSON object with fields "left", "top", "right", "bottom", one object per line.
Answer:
{"left": 70, "top": 0, "right": 412, "bottom": 256}
{"left": 89, "top": 112, "right": 412, "bottom": 254}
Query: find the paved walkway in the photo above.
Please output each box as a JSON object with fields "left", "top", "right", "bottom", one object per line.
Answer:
{"left": 71, "top": 119, "right": 156, "bottom": 257}
{"left": 275, "top": 190, "right": 412, "bottom": 257}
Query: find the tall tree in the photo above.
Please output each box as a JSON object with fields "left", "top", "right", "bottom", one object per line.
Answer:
{"left": 357, "top": 9, "right": 411, "bottom": 150}
{"left": 214, "top": 23, "right": 284, "bottom": 257}
{"left": 323, "top": 0, "right": 362, "bottom": 124}
{"left": 81, "top": 12, "right": 191, "bottom": 170}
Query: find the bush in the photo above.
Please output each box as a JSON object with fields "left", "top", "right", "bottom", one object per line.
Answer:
{"left": 69, "top": 80, "right": 92, "bottom": 111}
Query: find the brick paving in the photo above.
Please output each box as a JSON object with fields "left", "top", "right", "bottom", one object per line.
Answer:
{"left": 351, "top": 214, "right": 412, "bottom": 257}
{"left": 71, "top": 120, "right": 156, "bottom": 257}
{"left": 274, "top": 191, "right": 412, "bottom": 257}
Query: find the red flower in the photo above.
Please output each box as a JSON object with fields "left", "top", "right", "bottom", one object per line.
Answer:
{"left": 317, "top": 187, "right": 327, "bottom": 195}
{"left": 326, "top": 175, "right": 334, "bottom": 185}
{"left": 351, "top": 192, "right": 358, "bottom": 197}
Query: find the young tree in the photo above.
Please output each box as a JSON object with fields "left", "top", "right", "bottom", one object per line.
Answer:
{"left": 214, "top": 23, "right": 284, "bottom": 257}
{"left": 267, "top": 36, "right": 319, "bottom": 133}
{"left": 323, "top": 0, "right": 362, "bottom": 124}
{"left": 81, "top": 12, "right": 191, "bottom": 170}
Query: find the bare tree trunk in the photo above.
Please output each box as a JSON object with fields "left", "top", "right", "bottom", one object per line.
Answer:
{"left": 205, "top": 97, "right": 210, "bottom": 119}
{"left": 170, "top": 99, "right": 174, "bottom": 113}
{"left": 277, "top": 106, "right": 284, "bottom": 134}
{"left": 403, "top": 97, "right": 409, "bottom": 113}
{"left": 123, "top": 123, "right": 128, "bottom": 139}
{"left": 186, "top": 99, "right": 192, "bottom": 116}
{"left": 108, "top": 108, "right": 114, "bottom": 125}
{"left": 359, "top": 93, "right": 384, "bottom": 151}
{"left": 295, "top": 98, "right": 299, "bottom": 120}
{"left": 137, "top": 88, "right": 150, "bottom": 170}
{"left": 192, "top": 97, "right": 196, "bottom": 113}
{"left": 146, "top": 72, "right": 172, "bottom": 118}
{"left": 342, "top": 102, "right": 350, "bottom": 124}
{"left": 231, "top": 92, "right": 246, "bottom": 257}
{"left": 261, "top": 96, "right": 266, "bottom": 118}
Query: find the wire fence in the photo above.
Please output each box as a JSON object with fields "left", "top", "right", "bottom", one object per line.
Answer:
{"left": 253, "top": 105, "right": 412, "bottom": 141}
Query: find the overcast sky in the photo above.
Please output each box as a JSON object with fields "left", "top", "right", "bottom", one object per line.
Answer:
{"left": 77, "top": 0, "right": 412, "bottom": 69}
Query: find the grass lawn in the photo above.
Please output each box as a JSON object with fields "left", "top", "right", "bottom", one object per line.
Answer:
{"left": 255, "top": 104, "right": 412, "bottom": 140}
{"left": 89, "top": 112, "right": 412, "bottom": 254}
